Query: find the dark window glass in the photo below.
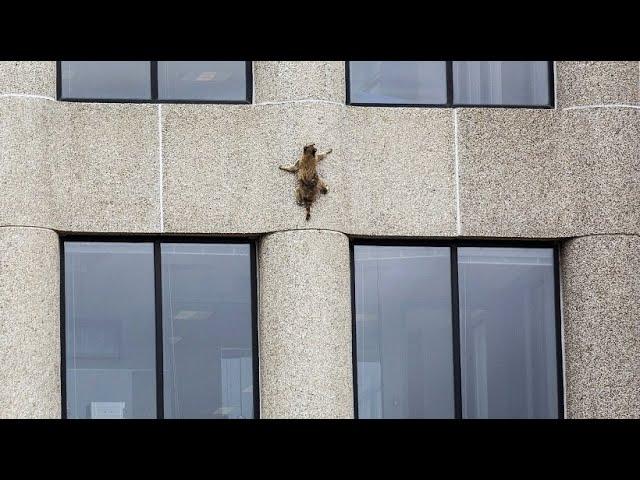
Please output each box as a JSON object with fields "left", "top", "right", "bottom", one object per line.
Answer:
{"left": 458, "top": 247, "right": 558, "bottom": 418}
{"left": 64, "top": 242, "right": 156, "bottom": 419}
{"left": 354, "top": 245, "right": 454, "bottom": 418}
{"left": 161, "top": 243, "right": 254, "bottom": 418}
{"left": 348, "top": 61, "right": 448, "bottom": 105}
{"left": 453, "top": 61, "right": 551, "bottom": 106}
{"left": 60, "top": 61, "right": 151, "bottom": 100}
{"left": 157, "top": 61, "right": 248, "bottom": 102}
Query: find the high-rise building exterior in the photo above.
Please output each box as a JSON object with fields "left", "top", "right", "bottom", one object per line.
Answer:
{"left": 0, "top": 61, "right": 638, "bottom": 419}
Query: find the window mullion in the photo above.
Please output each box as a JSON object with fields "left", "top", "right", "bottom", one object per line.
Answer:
{"left": 154, "top": 240, "right": 164, "bottom": 419}
{"left": 446, "top": 60, "right": 454, "bottom": 107}
{"left": 150, "top": 61, "right": 159, "bottom": 101}
{"left": 450, "top": 246, "right": 463, "bottom": 419}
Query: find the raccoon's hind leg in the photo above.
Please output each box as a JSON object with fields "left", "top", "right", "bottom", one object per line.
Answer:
{"left": 295, "top": 186, "right": 304, "bottom": 206}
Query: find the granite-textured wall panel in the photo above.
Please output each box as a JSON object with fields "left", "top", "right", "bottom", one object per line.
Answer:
{"left": 457, "top": 108, "right": 566, "bottom": 237}
{"left": 561, "top": 234, "right": 640, "bottom": 418}
{"left": 556, "top": 61, "right": 640, "bottom": 108}
{"left": 0, "top": 227, "right": 60, "bottom": 418}
{"left": 162, "top": 103, "right": 352, "bottom": 233}
{"left": 345, "top": 107, "right": 456, "bottom": 237}
{"left": 253, "top": 61, "right": 345, "bottom": 103}
{"left": 163, "top": 103, "right": 456, "bottom": 236}
{"left": 258, "top": 230, "right": 353, "bottom": 418}
{"left": 457, "top": 107, "right": 639, "bottom": 238}
{"left": 558, "top": 108, "right": 639, "bottom": 236}
{"left": 49, "top": 102, "right": 160, "bottom": 232}
{"left": 0, "top": 61, "right": 56, "bottom": 98}
{"left": 0, "top": 97, "right": 56, "bottom": 227}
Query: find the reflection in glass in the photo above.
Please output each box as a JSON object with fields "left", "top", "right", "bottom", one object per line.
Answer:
{"left": 158, "top": 61, "right": 248, "bottom": 101}
{"left": 60, "top": 61, "right": 151, "bottom": 100}
{"left": 354, "top": 245, "right": 454, "bottom": 418}
{"left": 161, "top": 243, "right": 254, "bottom": 419}
{"left": 64, "top": 242, "right": 156, "bottom": 419}
{"left": 453, "top": 61, "right": 550, "bottom": 106}
{"left": 349, "top": 61, "right": 447, "bottom": 105}
{"left": 458, "top": 247, "right": 558, "bottom": 418}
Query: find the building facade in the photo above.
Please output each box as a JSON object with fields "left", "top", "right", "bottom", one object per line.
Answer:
{"left": 0, "top": 61, "right": 638, "bottom": 418}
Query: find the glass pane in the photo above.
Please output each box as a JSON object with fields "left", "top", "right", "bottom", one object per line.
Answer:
{"left": 161, "top": 243, "right": 254, "bottom": 419}
{"left": 453, "top": 61, "right": 550, "bottom": 106}
{"left": 458, "top": 247, "right": 558, "bottom": 418}
{"left": 349, "top": 61, "right": 447, "bottom": 105}
{"left": 354, "top": 245, "right": 454, "bottom": 418}
{"left": 158, "top": 61, "right": 248, "bottom": 101}
{"left": 60, "top": 61, "right": 151, "bottom": 100}
{"left": 64, "top": 242, "right": 156, "bottom": 419}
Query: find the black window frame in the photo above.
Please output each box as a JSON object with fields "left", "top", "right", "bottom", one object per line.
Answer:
{"left": 345, "top": 61, "right": 555, "bottom": 109}
{"left": 350, "top": 238, "right": 564, "bottom": 419}
{"left": 59, "top": 234, "right": 260, "bottom": 420}
{"left": 56, "top": 61, "right": 253, "bottom": 104}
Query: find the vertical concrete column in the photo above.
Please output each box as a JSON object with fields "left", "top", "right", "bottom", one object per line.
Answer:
{"left": 561, "top": 234, "right": 640, "bottom": 418}
{"left": 258, "top": 229, "right": 353, "bottom": 418}
{"left": 0, "top": 227, "right": 60, "bottom": 418}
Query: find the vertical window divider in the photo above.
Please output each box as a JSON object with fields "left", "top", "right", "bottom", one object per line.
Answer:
{"left": 450, "top": 246, "right": 462, "bottom": 419}
{"left": 150, "top": 61, "right": 159, "bottom": 101}
{"left": 446, "top": 61, "right": 454, "bottom": 107}
{"left": 153, "top": 240, "right": 165, "bottom": 419}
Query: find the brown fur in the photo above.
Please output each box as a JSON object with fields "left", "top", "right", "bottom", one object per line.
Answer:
{"left": 279, "top": 143, "right": 331, "bottom": 220}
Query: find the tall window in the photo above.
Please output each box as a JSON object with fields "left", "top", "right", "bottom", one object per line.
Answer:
{"left": 353, "top": 243, "right": 562, "bottom": 419}
{"left": 346, "top": 61, "right": 553, "bottom": 107}
{"left": 63, "top": 239, "right": 257, "bottom": 419}
{"left": 58, "top": 61, "right": 252, "bottom": 103}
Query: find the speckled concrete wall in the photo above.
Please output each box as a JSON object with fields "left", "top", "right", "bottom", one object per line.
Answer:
{"left": 556, "top": 62, "right": 639, "bottom": 108}
{"left": 254, "top": 61, "right": 345, "bottom": 103}
{"left": 258, "top": 230, "right": 353, "bottom": 418}
{"left": 0, "top": 61, "right": 56, "bottom": 98}
{"left": 1, "top": 60, "right": 639, "bottom": 418}
{"left": 456, "top": 107, "right": 639, "bottom": 237}
{"left": 0, "top": 227, "right": 60, "bottom": 418}
{"left": 561, "top": 235, "right": 640, "bottom": 418}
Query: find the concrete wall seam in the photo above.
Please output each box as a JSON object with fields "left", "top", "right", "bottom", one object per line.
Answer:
{"left": 254, "top": 99, "right": 345, "bottom": 107}
{"left": 0, "top": 93, "right": 56, "bottom": 101}
{"left": 563, "top": 104, "right": 640, "bottom": 110}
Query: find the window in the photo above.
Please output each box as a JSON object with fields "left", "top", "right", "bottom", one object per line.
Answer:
{"left": 348, "top": 61, "right": 448, "bottom": 105}
{"left": 353, "top": 243, "right": 562, "bottom": 419}
{"left": 346, "top": 61, "right": 553, "bottom": 107}
{"left": 58, "top": 61, "right": 252, "bottom": 103}
{"left": 63, "top": 238, "right": 257, "bottom": 419}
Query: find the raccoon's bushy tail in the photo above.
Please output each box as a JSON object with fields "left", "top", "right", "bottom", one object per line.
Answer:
{"left": 305, "top": 204, "right": 311, "bottom": 221}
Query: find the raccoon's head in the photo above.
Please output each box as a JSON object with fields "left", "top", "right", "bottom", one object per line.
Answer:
{"left": 303, "top": 143, "right": 317, "bottom": 156}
